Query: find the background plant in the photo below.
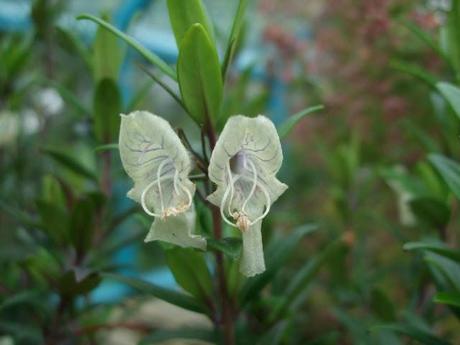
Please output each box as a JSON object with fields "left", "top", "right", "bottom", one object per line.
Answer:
{"left": 0, "top": 0, "right": 459, "bottom": 344}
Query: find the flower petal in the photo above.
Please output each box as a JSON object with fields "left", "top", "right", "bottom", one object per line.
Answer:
{"left": 207, "top": 115, "right": 287, "bottom": 277}
{"left": 144, "top": 205, "right": 205, "bottom": 250}
{"left": 119, "top": 110, "right": 206, "bottom": 249}
{"left": 119, "top": 111, "right": 194, "bottom": 215}
{"left": 240, "top": 220, "right": 265, "bottom": 277}
{"left": 207, "top": 115, "right": 287, "bottom": 214}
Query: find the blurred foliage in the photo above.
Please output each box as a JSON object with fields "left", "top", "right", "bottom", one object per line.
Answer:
{"left": 0, "top": 0, "right": 459, "bottom": 344}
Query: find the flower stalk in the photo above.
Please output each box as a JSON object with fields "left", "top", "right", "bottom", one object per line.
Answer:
{"left": 207, "top": 119, "right": 236, "bottom": 345}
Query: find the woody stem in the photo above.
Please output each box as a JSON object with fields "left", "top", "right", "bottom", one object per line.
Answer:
{"left": 206, "top": 121, "right": 235, "bottom": 345}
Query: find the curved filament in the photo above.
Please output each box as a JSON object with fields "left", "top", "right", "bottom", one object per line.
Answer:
{"left": 242, "top": 158, "right": 257, "bottom": 214}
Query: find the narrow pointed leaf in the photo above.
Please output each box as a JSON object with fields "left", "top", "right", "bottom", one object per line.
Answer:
{"left": 177, "top": 24, "right": 223, "bottom": 124}
{"left": 278, "top": 105, "right": 324, "bottom": 139}
{"left": 429, "top": 153, "right": 460, "bottom": 199}
{"left": 207, "top": 238, "right": 242, "bottom": 259}
{"left": 269, "top": 238, "right": 346, "bottom": 320}
{"left": 77, "top": 14, "right": 176, "bottom": 80}
{"left": 434, "top": 291, "right": 460, "bottom": 307}
{"left": 403, "top": 241, "right": 460, "bottom": 263}
{"left": 167, "top": 0, "right": 214, "bottom": 46}
{"left": 93, "top": 78, "right": 121, "bottom": 143}
{"left": 403, "top": 21, "right": 451, "bottom": 66}
{"left": 222, "top": 0, "right": 249, "bottom": 79}
{"left": 371, "top": 324, "right": 450, "bottom": 345}
{"left": 0, "top": 291, "right": 41, "bottom": 311}
{"left": 164, "top": 248, "right": 213, "bottom": 302}
{"left": 101, "top": 273, "right": 206, "bottom": 313}
{"left": 409, "top": 197, "right": 450, "bottom": 229}
{"left": 42, "top": 147, "right": 97, "bottom": 182}
{"left": 444, "top": 0, "right": 460, "bottom": 76}
{"left": 94, "top": 143, "right": 119, "bottom": 152}
{"left": 93, "top": 16, "right": 123, "bottom": 82}
{"left": 240, "top": 224, "right": 318, "bottom": 304}
{"left": 437, "top": 82, "right": 460, "bottom": 119}
{"left": 390, "top": 60, "right": 438, "bottom": 87}
{"left": 56, "top": 26, "right": 92, "bottom": 70}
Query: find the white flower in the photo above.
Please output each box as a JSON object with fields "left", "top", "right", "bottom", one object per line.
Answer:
{"left": 207, "top": 115, "right": 288, "bottom": 276}
{"left": 119, "top": 110, "right": 205, "bottom": 250}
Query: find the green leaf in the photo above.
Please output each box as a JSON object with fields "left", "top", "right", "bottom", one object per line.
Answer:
{"left": 409, "top": 197, "right": 450, "bottom": 229}
{"left": 256, "top": 321, "right": 289, "bottom": 345}
{"left": 76, "top": 14, "right": 176, "bottom": 80}
{"left": 0, "top": 290, "right": 41, "bottom": 312}
{"left": 58, "top": 270, "right": 101, "bottom": 298}
{"left": 101, "top": 273, "right": 206, "bottom": 313}
{"left": 269, "top": 238, "right": 346, "bottom": 320}
{"left": 429, "top": 153, "right": 460, "bottom": 199}
{"left": 391, "top": 59, "right": 438, "bottom": 87}
{"left": 41, "top": 174, "right": 66, "bottom": 207}
{"left": 138, "top": 328, "right": 216, "bottom": 345}
{"left": 437, "top": 82, "right": 460, "bottom": 119}
{"left": 278, "top": 105, "right": 324, "bottom": 139}
{"left": 93, "top": 16, "right": 123, "bottom": 82}
{"left": 42, "top": 147, "right": 98, "bottom": 182}
{"left": 46, "top": 80, "right": 91, "bottom": 117}
{"left": 403, "top": 21, "right": 451, "bottom": 67}
{"left": 222, "top": 0, "right": 249, "bottom": 79}
{"left": 207, "top": 237, "right": 242, "bottom": 259}
{"left": 371, "top": 324, "right": 450, "bottom": 345}
{"left": 139, "top": 65, "right": 186, "bottom": 111}
{"left": 239, "top": 224, "right": 318, "bottom": 305}
{"left": 93, "top": 78, "right": 121, "bottom": 143}
{"left": 55, "top": 26, "right": 92, "bottom": 70}
{"left": 167, "top": 0, "right": 214, "bottom": 46}
{"left": 177, "top": 24, "right": 223, "bottom": 125}
{"left": 70, "top": 196, "right": 98, "bottom": 255}
{"left": 94, "top": 143, "right": 119, "bottom": 152}
{"left": 403, "top": 241, "right": 460, "bottom": 263}
{"left": 370, "top": 288, "right": 396, "bottom": 322}
{"left": 434, "top": 291, "right": 460, "bottom": 307}
{"left": 0, "top": 200, "right": 39, "bottom": 229}
{"left": 417, "top": 161, "right": 449, "bottom": 200}
{"left": 36, "top": 199, "right": 69, "bottom": 245}
{"left": 0, "top": 321, "right": 43, "bottom": 343}
{"left": 444, "top": 0, "right": 460, "bottom": 77}
{"left": 425, "top": 252, "right": 460, "bottom": 292}
{"left": 164, "top": 248, "right": 212, "bottom": 302}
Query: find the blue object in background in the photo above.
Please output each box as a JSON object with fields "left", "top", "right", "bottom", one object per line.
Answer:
{"left": 268, "top": 77, "right": 287, "bottom": 126}
{"left": 0, "top": 1, "right": 31, "bottom": 31}
{"left": 113, "top": 0, "right": 151, "bottom": 31}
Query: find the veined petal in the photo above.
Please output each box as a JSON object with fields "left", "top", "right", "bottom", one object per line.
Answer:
{"left": 208, "top": 115, "right": 287, "bottom": 209}
{"left": 119, "top": 111, "right": 193, "bottom": 215}
{"left": 240, "top": 220, "right": 265, "bottom": 277}
{"left": 145, "top": 205, "right": 205, "bottom": 250}
{"left": 207, "top": 115, "right": 287, "bottom": 276}
{"left": 119, "top": 110, "right": 205, "bottom": 248}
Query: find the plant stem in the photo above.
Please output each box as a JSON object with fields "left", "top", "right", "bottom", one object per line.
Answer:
{"left": 100, "top": 150, "right": 112, "bottom": 196}
{"left": 206, "top": 122, "right": 235, "bottom": 345}
{"left": 212, "top": 205, "right": 235, "bottom": 345}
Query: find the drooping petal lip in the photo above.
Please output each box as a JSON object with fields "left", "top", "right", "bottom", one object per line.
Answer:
{"left": 207, "top": 114, "right": 288, "bottom": 276}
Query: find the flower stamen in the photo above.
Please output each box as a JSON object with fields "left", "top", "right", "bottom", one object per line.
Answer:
{"left": 141, "top": 160, "right": 193, "bottom": 219}
{"left": 220, "top": 172, "right": 241, "bottom": 228}
{"left": 219, "top": 159, "right": 272, "bottom": 231}
{"left": 242, "top": 158, "right": 257, "bottom": 215}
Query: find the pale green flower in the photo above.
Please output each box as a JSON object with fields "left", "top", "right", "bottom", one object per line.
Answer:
{"left": 119, "top": 110, "right": 205, "bottom": 250}
{"left": 207, "top": 115, "right": 288, "bottom": 276}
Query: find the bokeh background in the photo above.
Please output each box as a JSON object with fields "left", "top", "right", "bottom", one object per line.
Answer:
{"left": 1, "top": 0, "right": 459, "bottom": 344}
